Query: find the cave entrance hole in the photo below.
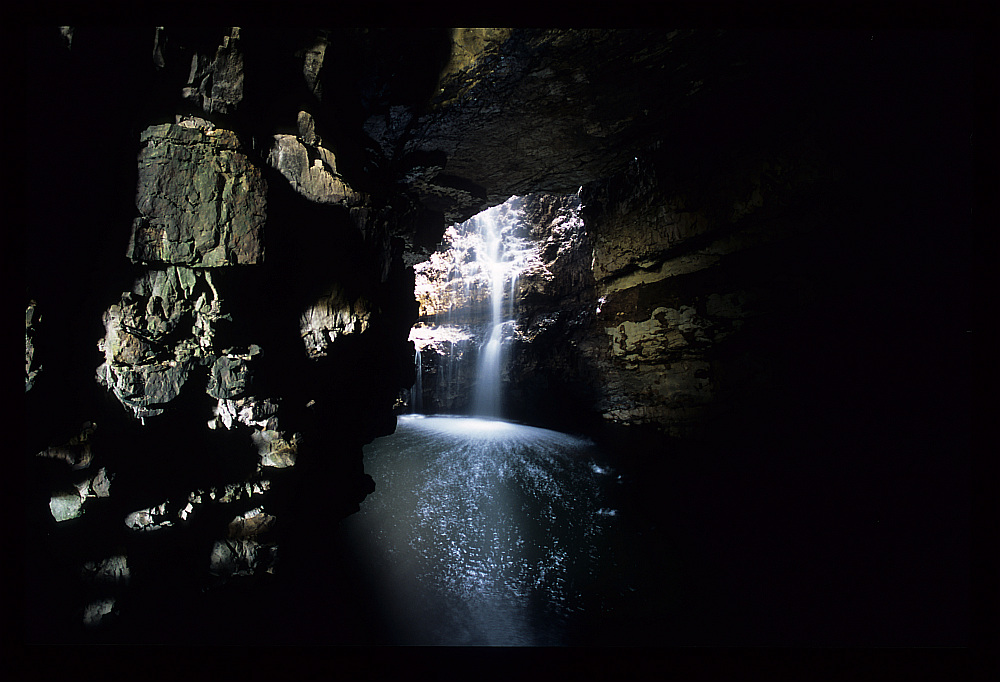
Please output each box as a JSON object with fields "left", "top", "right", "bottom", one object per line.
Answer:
{"left": 407, "top": 194, "right": 571, "bottom": 420}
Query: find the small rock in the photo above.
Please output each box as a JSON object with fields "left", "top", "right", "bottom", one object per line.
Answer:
{"left": 90, "top": 468, "right": 113, "bottom": 498}
{"left": 82, "top": 598, "right": 115, "bottom": 627}
{"left": 49, "top": 490, "right": 85, "bottom": 522}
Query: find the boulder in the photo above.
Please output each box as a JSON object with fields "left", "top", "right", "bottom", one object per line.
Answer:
{"left": 127, "top": 124, "right": 266, "bottom": 267}
{"left": 299, "top": 285, "right": 373, "bottom": 358}
{"left": 268, "top": 134, "right": 364, "bottom": 206}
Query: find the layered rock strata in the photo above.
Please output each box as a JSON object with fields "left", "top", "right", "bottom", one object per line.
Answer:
{"left": 577, "top": 139, "right": 838, "bottom": 437}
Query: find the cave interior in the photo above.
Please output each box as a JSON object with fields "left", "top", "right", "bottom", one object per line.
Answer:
{"left": 19, "top": 25, "right": 979, "bottom": 658}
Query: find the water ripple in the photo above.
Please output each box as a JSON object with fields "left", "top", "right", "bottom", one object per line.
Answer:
{"left": 349, "top": 416, "right": 616, "bottom": 645}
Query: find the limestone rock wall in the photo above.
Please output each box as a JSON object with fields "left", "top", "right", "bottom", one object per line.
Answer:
{"left": 128, "top": 123, "right": 266, "bottom": 266}
{"left": 578, "top": 136, "right": 838, "bottom": 437}
{"left": 24, "top": 26, "right": 420, "bottom": 644}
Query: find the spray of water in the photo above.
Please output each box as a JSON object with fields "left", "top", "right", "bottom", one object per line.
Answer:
{"left": 467, "top": 199, "right": 534, "bottom": 417}
{"left": 411, "top": 196, "right": 538, "bottom": 417}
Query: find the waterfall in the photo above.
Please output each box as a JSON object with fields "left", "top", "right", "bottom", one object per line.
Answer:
{"left": 472, "top": 209, "right": 502, "bottom": 417}
{"left": 473, "top": 322, "right": 504, "bottom": 417}
{"left": 410, "top": 347, "right": 422, "bottom": 413}
{"left": 411, "top": 195, "right": 538, "bottom": 419}
{"left": 471, "top": 201, "right": 529, "bottom": 418}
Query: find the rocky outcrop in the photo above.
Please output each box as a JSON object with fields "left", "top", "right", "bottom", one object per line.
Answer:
{"left": 178, "top": 27, "right": 245, "bottom": 115}
{"left": 95, "top": 265, "right": 232, "bottom": 419}
{"left": 267, "top": 128, "right": 364, "bottom": 207}
{"left": 25, "top": 26, "right": 419, "bottom": 643}
{"left": 503, "top": 194, "right": 604, "bottom": 429}
{"left": 574, "top": 139, "right": 838, "bottom": 436}
{"left": 299, "top": 284, "right": 373, "bottom": 358}
{"left": 26, "top": 300, "right": 41, "bottom": 392}
{"left": 128, "top": 123, "right": 266, "bottom": 267}
{"left": 378, "top": 29, "right": 733, "bottom": 225}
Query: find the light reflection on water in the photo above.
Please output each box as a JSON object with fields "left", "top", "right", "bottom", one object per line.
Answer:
{"left": 344, "top": 415, "right": 618, "bottom": 645}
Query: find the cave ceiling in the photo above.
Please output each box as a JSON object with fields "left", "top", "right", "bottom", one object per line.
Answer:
{"left": 341, "top": 28, "right": 753, "bottom": 256}
{"left": 71, "top": 26, "right": 813, "bottom": 266}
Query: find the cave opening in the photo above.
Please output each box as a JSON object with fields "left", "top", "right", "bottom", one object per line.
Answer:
{"left": 405, "top": 192, "right": 596, "bottom": 433}
{"left": 409, "top": 194, "right": 547, "bottom": 420}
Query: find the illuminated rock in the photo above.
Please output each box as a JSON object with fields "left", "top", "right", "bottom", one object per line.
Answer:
{"left": 268, "top": 134, "right": 364, "bottom": 206}
{"left": 300, "top": 285, "right": 372, "bottom": 358}
{"left": 127, "top": 123, "right": 266, "bottom": 267}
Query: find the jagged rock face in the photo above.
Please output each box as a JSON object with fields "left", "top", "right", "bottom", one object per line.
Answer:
{"left": 128, "top": 123, "right": 266, "bottom": 267}
{"left": 26, "top": 301, "right": 41, "bottom": 392}
{"left": 178, "top": 27, "right": 245, "bottom": 115}
{"left": 299, "top": 284, "right": 373, "bottom": 358}
{"left": 95, "top": 266, "right": 235, "bottom": 419}
{"left": 502, "top": 194, "right": 603, "bottom": 429}
{"left": 268, "top": 131, "right": 364, "bottom": 206}
{"left": 25, "top": 25, "right": 420, "bottom": 643}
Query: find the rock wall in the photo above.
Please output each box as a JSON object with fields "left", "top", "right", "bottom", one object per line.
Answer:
{"left": 568, "top": 31, "right": 974, "bottom": 648}
{"left": 571, "top": 30, "right": 974, "bottom": 455}
{"left": 579, "top": 133, "right": 837, "bottom": 437}
{"left": 24, "top": 26, "right": 421, "bottom": 643}
{"left": 504, "top": 194, "right": 604, "bottom": 430}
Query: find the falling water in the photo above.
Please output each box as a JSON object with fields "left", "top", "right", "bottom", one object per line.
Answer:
{"left": 410, "top": 347, "right": 422, "bottom": 413}
{"left": 472, "top": 206, "right": 505, "bottom": 417}
{"left": 470, "top": 200, "right": 528, "bottom": 418}
{"left": 410, "top": 196, "right": 536, "bottom": 416}
{"left": 474, "top": 323, "right": 504, "bottom": 417}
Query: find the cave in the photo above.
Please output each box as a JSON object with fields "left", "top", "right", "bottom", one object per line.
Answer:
{"left": 19, "top": 24, "right": 981, "bottom": 673}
